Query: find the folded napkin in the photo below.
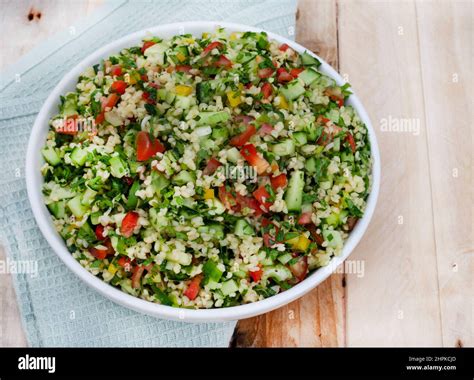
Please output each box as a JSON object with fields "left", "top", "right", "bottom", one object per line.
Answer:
{"left": 0, "top": 0, "right": 297, "bottom": 346}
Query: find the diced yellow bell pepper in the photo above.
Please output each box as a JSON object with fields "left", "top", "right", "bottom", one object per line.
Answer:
{"left": 230, "top": 32, "right": 238, "bottom": 41}
{"left": 107, "top": 263, "right": 118, "bottom": 275}
{"left": 277, "top": 95, "right": 289, "bottom": 110}
{"left": 204, "top": 188, "right": 215, "bottom": 200}
{"left": 202, "top": 32, "right": 209, "bottom": 39}
{"left": 287, "top": 234, "right": 311, "bottom": 251}
{"left": 176, "top": 51, "right": 186, "bottom": 62}
{"left": 175, "top": 85, "right": 193, "bottom": 96}
{"left": 227, "top": 91, "right": 242, "bottom": 107}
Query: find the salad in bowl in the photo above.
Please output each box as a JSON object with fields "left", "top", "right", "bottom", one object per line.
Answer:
{"left": 30, "top": 23, "right": 378, "bottom": 320}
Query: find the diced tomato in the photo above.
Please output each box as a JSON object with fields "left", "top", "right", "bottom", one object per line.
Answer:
{"left": 110, "top": 65, "right": 122, "bottom": 76}
{"left": 214, "top": 55, "right": 232, "bottom": 69}
{"left": 218, "top": 186, "right": 236, "bottom": 210}
{"left": 141, "top": 91, "right": 155, "bottom": 104}
{"left": 203, "top": 157, "right": 222, "bottom": 175}
{"left": 261, "top": 82, "right": 273, "bottom": 99}
{"left": 253, "top": 186, "right": 272, "bottom": 210}
{"left": 277, "top": 67, "right": 293, "bottom": 82}
{"left": 290, "top": 67, "right": 304, "bottom": 78}
{"left": 297, "top": 212, "right": 312, "bottom": 225}
{"left": 337, "top": 98, "right": 344, "bottom": 107}
{"left": 306, "top": 223, "right": 325, "bottom": 246}
{"left": 346, "top": 132, "right": 356, "bottom": 153}
{"left": 111, "top": 80, "right": 127, "bottom": 95}
{"left": 117, "top": 257, "right": 132, "bottom": 271}
{"left": 95, "top": 112, "right": 105, "bottom": 125}
{"left": 121, "top": 211, "right": 139, "bottom": 238}
{"left": 148, "top": 82, "right": 160, "bottom": 89}
{"left": 141, "top": 40, "right": 156, "bottom": 54}
{"left": 103, "top": 93, "right": 120, "bottom": 110}
{"left": 236, "top": 194, "right": 263, "bottom": 217}
{"left": 249, "top": 268, "right": 263, "bottom": 282}
{"left": 141, "top": 74, "right": 148, "bottom": 82}
{"left": 183, "top": 275, "right": 203, "bottom": 300}
{"left": 56, "top": 115, "right": 78, "bottom": 135}
{"left": 263, "top": 233, "right": 275, "bottom": 247}
{"left": 258, "top": 122, "right": 274, "bottom": 136}
{"left": 89, "top": 247, "right": 107, "bottom": 260}
{"left": 202, "top": 41, "right": 222, "bottom": 56}
{"left": 279, "top": 43, "right": 290, "bottom": 52}
{"left": 270, "top": 173, "right": 288, "bottom": 190}
{"left": 175, "top": 65, "right": 192, "bottom": 73}
{"left": 261, "top": 218, "right": 272, "bottom": 228}
{"left": 131, "top": 265, "right": 145, "bottom": 289}
{"left": 240, "top": 144, "right": 270, "bottom": 175}
{"left": 258, "top": 67, "right": 274, "bottom": 79}
{"left": 95, "top": 224, "right": 105, "bottom": 240}
{"left": 136, "top": 131, "right": 165, "bottom": 161}
{"left": 288, "top": 256, "right": 308, "bottom": 282}
{"left": 229, "top": 125, "right": 257, "bottom": 147}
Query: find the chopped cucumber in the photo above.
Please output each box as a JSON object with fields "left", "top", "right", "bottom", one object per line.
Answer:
{"left": 81, "top": 187, "right": 97, "bottom": 206}
{"left": 90, "top": 211, "right": 101, "bottom": 225}
{"left": 212, "top": 127, "right": 229, "bottom": 141}
{"left": 292, "top": 132, "right": 308, "bottom": 147}
{"left": 151, "top": 171, "right": 170, "bottom": 194}
{"left": 234, "top": 218, "right": 254, "bottom": 237}
{"left": 70, "top": 147, "right": 88, "bottom": 166}
{"left": 175, "top": 95, "right": 192, "bottom": 109}
{"left": 149, "top": 207, "right": 169, "bottom": 228}
{"left": 271, "top": 139, "right": 295, "bottom": 156}
{"left": 165, "top": 249, "right": 192, "bottom": 266}
{"left": 263, "top": 265, "right": 292, "bottom": 282}
{"left": 305, "top": 157, "right": 317, "bottom": 173}
{"left": 126, "top": 181, "right": 140, "bottom": 209}
{"left": 322, "top": 229, "right": 343, "bottom": 249}
{"left": 157, "top": 88, "right": 176, "bottom": 104}
{"left": 202, "top": 260, "right": 223, "bottom": 282}
{"left": 298, "top": 68, "right": 320, "bottom": 85}
{"left": 221, "top": 279, "right": 239, "bottom": 296}
{"left": 172, "top": 170, "right": 195, "bottom": 186}
{"left": 198, "top": 224, "right": 224, "bottom": 240}
{"left": 301, "top": 51, "right": 321, "bottom": 67}
{"left": 226, "top": 147, "right": 242, "bottom": 163}
{"left": 197, "top": 111, "right": 230, "bottom": 126}
{"left": 143, "top": 42, "right": 168, "bottom": 65}
{"left": 67, "top": 195, "right": 87, "bottom": 218}
{"left": 109, "top": 156, "right": 128, "bottom": 178}
{"left": 285, "top": 170, "right": 305, "bottom": 212}
{"left": 41, "top": 147, "right": 60, "bottom": 166}
{"left": 280, "top": 80, "right": 305, "bottom": 101}
{"left": 47, "top": 201, "right": 66, "bottom": 218}
{"left": 277, "top": 253, "right": 293, "bottom": 265}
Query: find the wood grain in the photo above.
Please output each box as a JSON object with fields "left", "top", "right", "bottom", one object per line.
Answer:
{"left": 415, "top": 0, "right": 473, "bottom": 347}
{"left": 232, "top": 0, "right": 346, "bottom": 348}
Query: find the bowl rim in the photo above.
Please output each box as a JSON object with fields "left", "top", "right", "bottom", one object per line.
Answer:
{"left": 26, "top": 21, "right": 380, "bottom": 322}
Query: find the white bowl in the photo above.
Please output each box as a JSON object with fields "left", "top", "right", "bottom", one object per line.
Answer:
{"left": 26, "top": 21, "right": 380, "bottom": 322}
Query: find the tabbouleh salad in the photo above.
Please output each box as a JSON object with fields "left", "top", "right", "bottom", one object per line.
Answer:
{"left": 41, "top": 28, "right": 372, "bottom": 308}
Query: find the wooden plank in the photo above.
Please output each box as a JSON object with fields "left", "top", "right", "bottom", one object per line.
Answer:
{"left": 415, "top": 0, "right": 473, "bottom": 347}
{"left": 232, "top": 0, "right": 346, "bottom": 348}
{"left": 338, "top": 0, "right": 443, "bottom": 346}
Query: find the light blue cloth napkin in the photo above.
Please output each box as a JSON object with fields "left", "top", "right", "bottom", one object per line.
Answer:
{"left": 0, "top": 0, "right": 297, "bottom": 346}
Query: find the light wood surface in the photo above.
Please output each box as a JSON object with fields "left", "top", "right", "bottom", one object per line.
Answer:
{"left": 0, "top": 0, "right": 472, "bottom": 347}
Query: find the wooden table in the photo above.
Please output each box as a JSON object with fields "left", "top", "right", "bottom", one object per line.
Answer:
{"left": 1, "top": 0, "right": 472, "bottom": 347}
